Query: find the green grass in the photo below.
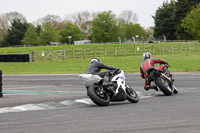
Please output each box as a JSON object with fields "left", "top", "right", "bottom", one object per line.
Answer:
{"left": 0, "top": 42, "right": 198, "bottom": 54}
{"left": 0, "top": 54, "right": 200, "bottom": 74}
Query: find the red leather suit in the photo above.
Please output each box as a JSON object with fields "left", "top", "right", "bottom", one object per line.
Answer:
{"left": 140, "top": 58, "right": 167, "bottom": 87}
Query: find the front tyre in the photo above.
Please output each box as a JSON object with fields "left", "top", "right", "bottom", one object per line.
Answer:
{"left": 155, "top": 77, "right": 172, "bottom": 96}
{"left": 125, "top": 85, "right": 139, "bottom": 103}
{"left": 87, "top": 84, "right": 110, "bottom": 106}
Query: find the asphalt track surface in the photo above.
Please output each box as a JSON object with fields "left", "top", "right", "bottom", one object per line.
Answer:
{"left": 0, "top": 73, "right": 200, "bottom": 133}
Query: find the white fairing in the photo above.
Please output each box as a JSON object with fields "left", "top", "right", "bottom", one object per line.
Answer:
{"left": 79, "top": 74, "right": 102, "bottom": 87}
{"left": 111, "top": 70, "right": 126, "bottom": 94}
{"left": 79, "top": 70, "right": 126, "bottom": 95}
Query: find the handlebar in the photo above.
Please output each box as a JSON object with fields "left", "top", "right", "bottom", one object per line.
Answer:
{"left": 110, "top": 68, "right": 120, "bottom": 75}
{"left": 158, "top": 63, "right": 171, "bottom": 67}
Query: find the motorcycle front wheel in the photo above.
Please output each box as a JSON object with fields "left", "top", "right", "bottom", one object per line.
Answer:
{"left": 87, "top": 84, "right": 110, "bottom": 106}
{"left": 125, "top": 85, "right": 139, "bottom": 103}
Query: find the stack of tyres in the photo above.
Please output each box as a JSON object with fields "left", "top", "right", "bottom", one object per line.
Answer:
{"left": 0, "top": 69, "right": 2, "bottom": 97}
{"left": 0, "top": 54, "right": 30, "bottom": 62}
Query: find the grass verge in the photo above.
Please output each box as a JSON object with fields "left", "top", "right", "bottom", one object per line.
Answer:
{"left": 0, "top": 54, "right": 200, "bottom": 74}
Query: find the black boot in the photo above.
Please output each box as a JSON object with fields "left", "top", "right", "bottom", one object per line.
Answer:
{"left": 172, "top": 85, "right": 178, "bottom": 94}
{"left": 144, "top": 85, "right": 158, "bottom": 91}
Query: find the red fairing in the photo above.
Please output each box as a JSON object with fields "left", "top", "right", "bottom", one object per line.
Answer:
{"left": 155, "top": 65, "right": 164, "bottom": 70}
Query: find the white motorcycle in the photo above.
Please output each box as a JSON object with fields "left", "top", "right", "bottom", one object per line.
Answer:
{"left": 79, "top": 69, "right": 139, "bottom": 106}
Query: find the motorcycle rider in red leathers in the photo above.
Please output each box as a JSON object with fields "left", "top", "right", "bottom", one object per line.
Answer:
{"left": 140, "top": 52, "right": 171, "bottom": 91}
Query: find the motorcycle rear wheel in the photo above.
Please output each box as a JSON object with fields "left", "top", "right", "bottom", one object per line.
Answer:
{"left": 88, "top": 84, "right": 110, "bottom": 106}
{"left": 155, "top": 77, "right": 172, "bottom": 96}
{"left": 125, "top": 85, "right": 139, "bottom": 103}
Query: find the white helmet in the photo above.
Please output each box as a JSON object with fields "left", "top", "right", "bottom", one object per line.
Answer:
{"left": 143, "top": 52, "right": 151, "bottom": 60}
{"left": 90, "top": 57, "right": 101, "bottom": 64}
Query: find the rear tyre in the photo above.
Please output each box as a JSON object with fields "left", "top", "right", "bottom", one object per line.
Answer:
{"left": 155, "top": 77, "right": 172, "bottom": 96}
{"left": 87, "top": 84, "right": 110, "bottom": 106}
{"left": 125, "top": 85, "right": 139, "bottom": 103}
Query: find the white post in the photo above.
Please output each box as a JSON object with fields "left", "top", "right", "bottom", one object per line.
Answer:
{"left": 163, "top": 35, "right": 166, "bottom": 42}
{"left": 68, "top": 36, "right": 72, "bottom": 44}
{"left": 118, "top": 37, "right": 122, "bottom": 44}
{"left": 136, "top": 35, "right": 139, "bottom": 43}
{"left": 132, "top": 37, "right": 135, "bottom": 43}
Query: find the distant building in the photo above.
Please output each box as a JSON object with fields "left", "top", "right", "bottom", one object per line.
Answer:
{"left": 74, "top": 40, "right": 92, "bottom": 45}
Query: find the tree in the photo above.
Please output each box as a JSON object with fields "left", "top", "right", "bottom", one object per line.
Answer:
{"left": 153, "top": 0, "right": 200, "bottom": 40}
{"left": 174, "top": 0, "right": 200, "bottom": 39}
{"left": 121, "top": 23, "right": 147, "bottom": 41}
{"left": 0, "top": 12, "right": 26, "bottom": 31}
{"left": 181, "top": 3, "right": 200, "bottom": 39}
{"left": 36, "top": 14, "right": 62, "bottom": 26}
{"left": 0, "top": 14, "right": 9, "bottom": 36}
{"left": 69, "top": 11, "right": 99, "bottom": 39}
{"left": 145, "top": 27, "right": 154, "bottom": 40}
{"left": 38, "top": 22, "right": 58, "bottom": 45}
{"left": 90, "top": 11, "right": 119, "bottom": 43}
{"left": 0, "top": 12, "right": 26, "bottom": 44}
{"left": 3, "top": 19, "right": 28, "bottom": 47}
{"left": 59, "top": 23, "right": 85, "bottom": 44}
{"left": 80, "top": 21, "right": 92, "bottom": 39}
{"left": 118, "top": 10, "right": 138, "bottom": 24}
{"left": 56, "top": 21, "right": 70, "bottom": 30}
{"left": 69, "top": 11, "right": 99, "bottom": 28}
{"left": 35, "top": 25, "right": 42, "bottom": 36}
{"left": 22, "top": 24, "right": 38, "bottom": 46}
{"left": 72, "top": 11, "right": 91, "bottom": 28}
{"left": 153, "top": 1, "right": 176, "bottom": 40}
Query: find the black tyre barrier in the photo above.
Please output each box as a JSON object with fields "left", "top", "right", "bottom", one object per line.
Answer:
{"left": 0, "top": 69, "right": 2, "bottom": 97}
{"left": 0, "top": 54, "right": 31, "bottom": 62}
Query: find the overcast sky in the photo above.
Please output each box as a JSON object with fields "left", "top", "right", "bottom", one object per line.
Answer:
{"left": 1, "top": 0, "right": 166, "bottom": 28}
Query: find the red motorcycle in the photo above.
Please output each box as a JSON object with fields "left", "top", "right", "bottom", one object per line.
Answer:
{"left": 147, "top": 64, "right": 178, "bottom": 96}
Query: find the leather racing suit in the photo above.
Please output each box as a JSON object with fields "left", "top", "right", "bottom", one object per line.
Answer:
{"left": 140, "top": 58, "right": 168, "bottom": 89}
{"left": 85, "top": 62, "right": 117, "bottom": 78}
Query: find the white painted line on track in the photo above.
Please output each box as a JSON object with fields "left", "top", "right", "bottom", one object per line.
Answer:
{"left": 74, "top": 91, "right": 154, "bottom": 105}
{"left": 0, "top": 104, "right": 44, "bottom": 114}
{"left": 60, "top": 85, "right": 73, "bottom": 87}
{"left": 13, "top": 104, "right": 44, "bottom": 111}
{"left": 137, "top": 91, "right": 153, "bottom": 99}
{"left": 0, "top": 107, "right": 21, "bottom": 113}
{"left": 0, "top": 91, "right": 153, "bottom": 114}
{"left": 188, "top": 88, "right": 197, "bottom": 90}
{"left": 176, "top": 77, "right": 200, "bottom": 79}
{"left": 75, "top": 98, "right": 94, "bottom": 105}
